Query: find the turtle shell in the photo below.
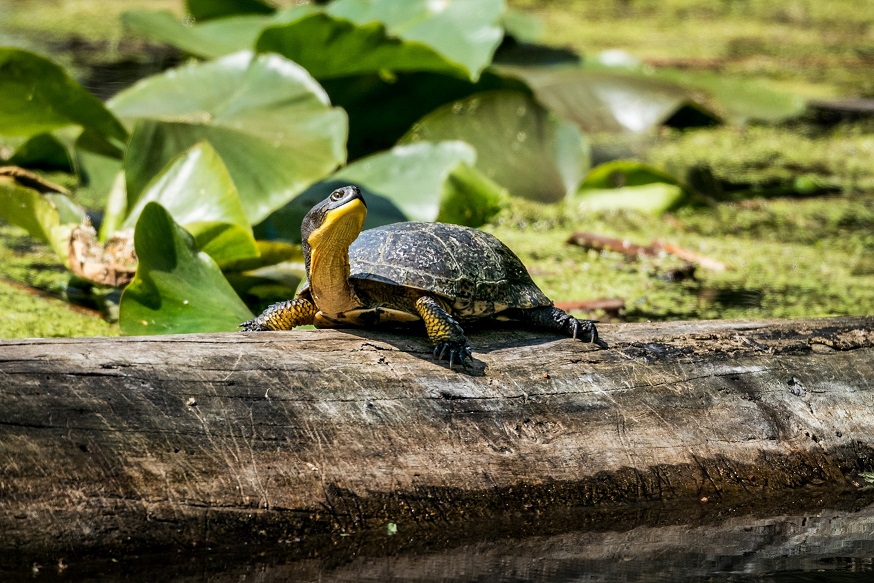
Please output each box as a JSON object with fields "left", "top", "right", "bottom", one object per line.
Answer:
{"left": 345, "top": 222, "right": 552, "bottom": 317}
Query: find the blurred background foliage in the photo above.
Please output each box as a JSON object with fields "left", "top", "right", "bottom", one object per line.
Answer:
{"left": 1, "top": 0, "right": 873, "bottom": 337}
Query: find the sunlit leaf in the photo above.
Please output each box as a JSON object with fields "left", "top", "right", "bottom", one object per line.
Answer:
{"left": 0, "top": 176, "right": 84, "bottom": 261}
{"left": 403, "top": 90, "right": 588, "bottom": 202}
{"left": 123, "top": 141, "right": 258, "bottom": 264}
{"left": 123, "top": 142, "right": 247, "bottom": 230}
{"left": 0, "top": 48, "right": 127, "bottom": 149}
{"left": 325, "top": 0, "right": 504, "bottom": 80}
{"left": 653, "top": 69, "right": 806, "bottom": 123}
{"left": 120, "top": 202, "right": 252, "bottom": 335}
{"left": 570, "top": 183, "right": 688, "bottom": 215}
{"left": 255, "top": 141, "right": 505, "bottom": 242}
{"left": 581, "top": 160, "right": 685, "bottom": 190}
{"left": 572, "top": 160, "right": 691, "bottom": 214}
{"left": 496, "top": 64, "right": 720, "bottom": 134}
{"left": 109, "top": 51, "right": 347, "bottom": 224}
{"left": 323, "top": 69, "right": 528, "bottom": 160}
{"left": 256, "top": 12, "right": 470, "bottom": 80}
{"left": 122, "top": 10, "right": 269, "bottom": 59}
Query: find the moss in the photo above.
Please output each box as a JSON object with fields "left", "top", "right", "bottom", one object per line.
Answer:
{"left": 486, "top": 193, "right": 874, "bottom": 323}
{"left": 0, "top": 223, "right": 118, "bottom": 338}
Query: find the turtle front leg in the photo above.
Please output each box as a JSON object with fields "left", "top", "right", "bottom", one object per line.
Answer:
{"left": 415, "top": 295, "right": 472, "bottom": 367}
{"left": 240, "top": 298, "right": 317, "bottom": 331}
{"left": 520, "top": 306, "right": 608, "bottom": 348}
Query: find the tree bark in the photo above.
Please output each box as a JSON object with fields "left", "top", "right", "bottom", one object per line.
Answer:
{"left": 1, "top": 317, "right": 873, "bottom": 560}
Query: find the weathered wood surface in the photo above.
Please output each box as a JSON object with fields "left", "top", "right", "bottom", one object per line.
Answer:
{"left": 1, "top": 317, "right": 873, "bottom": 560}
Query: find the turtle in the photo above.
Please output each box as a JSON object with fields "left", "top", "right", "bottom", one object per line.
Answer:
{"left": 241, "top": 185, "right": 606, "bottom": 366}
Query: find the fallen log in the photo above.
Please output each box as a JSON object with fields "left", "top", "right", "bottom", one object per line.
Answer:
{"left": 1, "top": 317, "right": 873, "bottom": 562}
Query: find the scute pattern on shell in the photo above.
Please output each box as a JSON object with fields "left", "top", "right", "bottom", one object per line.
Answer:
{"left": 347, "top": 222, "right": 552, "bottom": 317}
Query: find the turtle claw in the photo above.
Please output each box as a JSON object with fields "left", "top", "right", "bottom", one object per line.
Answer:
{"left": 570, "top": 318, "right": 608, "bottom": 349}
{"left": 433, "top": 340, "right": 473, "bottom": 368}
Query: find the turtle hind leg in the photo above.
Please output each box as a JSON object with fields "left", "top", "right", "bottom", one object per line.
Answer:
{"left": 241, "top": 298, "right": 317, "bottom": 331}
{"left": 512, "top": 306, "right": 607, "bottom": 348}
{"left": 415, "top": 295, "right": 472, "bottom": 367}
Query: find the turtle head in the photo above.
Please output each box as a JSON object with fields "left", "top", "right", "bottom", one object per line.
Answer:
{"left": 301, "top": 184, "right": 367, "bottom": 282}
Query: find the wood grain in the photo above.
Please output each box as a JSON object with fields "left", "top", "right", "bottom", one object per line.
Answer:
{"left": 1, "top": 317, "right": 873, "bottom": 558}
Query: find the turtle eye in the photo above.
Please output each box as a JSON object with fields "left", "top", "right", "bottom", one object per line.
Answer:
{"left": 330, "top": 190, "right": 344, "bottom": 201}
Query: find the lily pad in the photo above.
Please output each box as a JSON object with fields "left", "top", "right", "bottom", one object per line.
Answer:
{"left": 497, "top": 64, "right": 719, "bottom": 134}
{"left": 581, "top": 160, "right": 685, "bottom": 190}
{"left": 120, "top": 202, "right": 253, "bottom": 335}
{"left": 570, "top": 183, "right": 688, "bottom": 215}
{"left": 572, "top": 160, "right": 691, "bottom": 214}
{"left": 325, "top": 0, "right": 504, "bottom": 80}
{"left": 403, "top": 91, "right": 588, "bottom": 202}
{"left": 0, "top": 48, "right": 127, "bottom": 150}
{"left": 256, "top": 12, "right": 470, "bottom": 80}
{"left": 255, "top": 141, "right": 504, "bottom": 243}
{"left": 121, "top": 141, "right": 257, "bottom": 264}
{"left": 653, "top": 69, "right": 806, "bottom": 124}
{"left": 0, "top": 175, "right": 84, "bottom": 261}
{"left": 109, "top": 51, "right": 347, "bottom": 224}
{"left": 122, "top": 10, "right": 270, "bottom": 59}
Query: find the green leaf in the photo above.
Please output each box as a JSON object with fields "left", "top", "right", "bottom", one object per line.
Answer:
{"left": 189, "top": 221, "right": 259, "bottom": 265}
{"left": 581, "top": 160, "right": 685, "bottom": 190}
{"left": 331, "top": 141, "right": 503, "bottom": 225}
{"left": 497, "top": 64, "right": 720, "bottom": 133}
{"left": 219, "top": 240, "right": 303, "bottom": 272}
{"left": 122, "top": 10, "right": 270, "bottom": 59}
{"left": 109, "top": 51, "right": 347, "bottom": 224}
{"left": 256, "top": 12, "right": 470, "bottom": 80}
{"left": 6, "top": 133, "right": 74, "bottom": 172}
{"left": 0, "top": 176, "right": 84, "bottom": 261}
{"left": 652, "top": 69, "right": 806, "bottom": 124}
{"left": 323, "top": 69, "right": 528, "bottom": 160}
{"left": 120, "top": 202, "right": 253, "bottom": 335}
{"left": 255, "top": 141, "right": 505, "bottom": 242}
{"left": 123, "top": 141, "right": 258, "bottom": 264}
{"left": 0, "top": 48, "right": 127, "bottom": 147}
{"left": 325, "top": 0, "right": 504, "bottom": 81}
{"left": 570, "top": 183, "right": 688, "bottom": 215}
{"left": 187, "top": 0, "right": 275, "bottom": 21}
{"left": 403, "top": 90, "right": 588, "bottom": 202}
{"left": 571, "top": 160, "right": 691, "bottom": 214}
{"left": 124, "top": 141, "right": 248, "bottom": 230}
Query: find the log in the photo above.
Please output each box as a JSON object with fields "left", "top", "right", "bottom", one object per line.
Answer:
{"left": 2, "top": 317, "right": 873, "bottom": 564}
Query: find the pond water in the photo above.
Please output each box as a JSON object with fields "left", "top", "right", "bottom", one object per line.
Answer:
{"left": 13, "top": 501, "right": 873, "bottom": 582}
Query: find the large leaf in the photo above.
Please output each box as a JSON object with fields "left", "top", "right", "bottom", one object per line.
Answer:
{"left": 5, "top": 133, "right": 74, "bottom": 171}
{"left": 0, "top": 175, "right": 84, "bottom": 261}
{"left": 122, "top": 141, "right": 258, "bottom": 264}
{"left": 0, "top": 48, "right": 127, "bottom": 148}
{"left": 325, "top": 0, "right": 504, "bottom": 80}
{"left": 122, "top": 11, "right": 270, "bottom": 59}
{"left": 256, "top": 12, "right": 470, "bottom": 80}
{"left": 120, "top": 202, "right": 253, "bottom": 335}
{"left": 570, "top": 183, "right": 688, "bottom": 215}
{"left": 402, "top": 90, "right": 588, "bottom": 202}
{"left": 653, "top": 69, "right": 806, "bottom": 124}
{"left": 255, "top": 141, "right": 504, "bottom": 243}
{"left": 570, "top": 160, "right": 691, "bottom": 214}
{"left": 187, "top": 0, "right": 275, "bottom": 21}
{"left": 330, "top": 141, "right": 503, "bottom": 224}
{"left": 109, "top": 51, "right": 347, "bottom": 224}
{"left": 323, "top": 70, "right": 529, "bottom": 160}
{"left": 498, "top": 65, "right": 720, "bottom": 133}
{"left": 581, "top": 160, "right": 686, "bottom": 190}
